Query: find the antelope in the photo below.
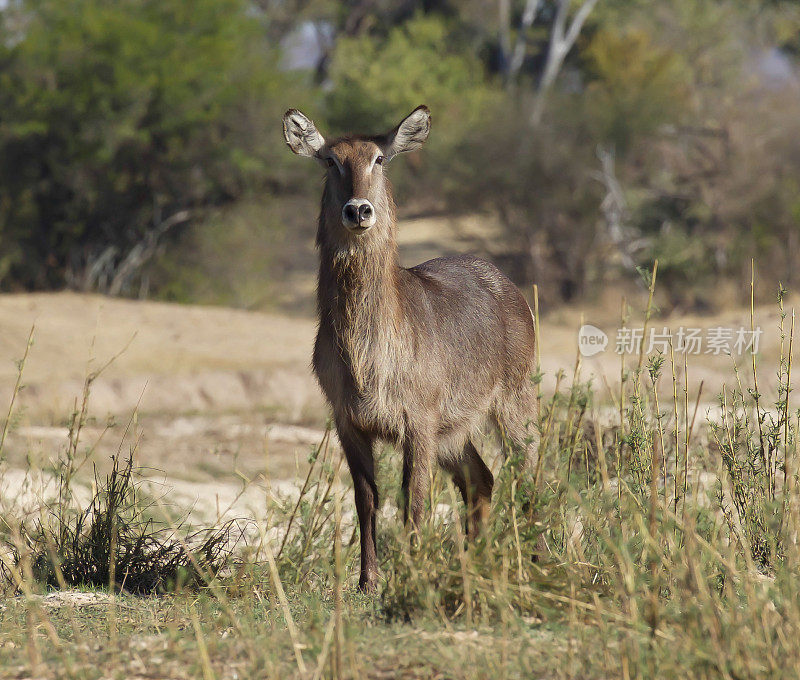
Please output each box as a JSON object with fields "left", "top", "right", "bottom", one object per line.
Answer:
{"left": 283, "top": 105, "right": 538, "bottom": 591}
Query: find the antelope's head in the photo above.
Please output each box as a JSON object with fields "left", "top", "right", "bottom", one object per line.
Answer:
{"left": 283, "top": 106, "right": 431, "bottom": 242}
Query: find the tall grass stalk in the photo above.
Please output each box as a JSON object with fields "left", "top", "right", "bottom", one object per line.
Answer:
{"left": 751, "top": 260, "right": 769, "bottom": 498}
{"left": 0, "top": 324, "right": 33, "bottom": 461}
{"left": 5, "top": 272, "right": 800, "bottom": 678}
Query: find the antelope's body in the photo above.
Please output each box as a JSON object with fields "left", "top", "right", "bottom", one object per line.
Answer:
{"left": 284, "top": 106, "right": 538, "bottom": 591}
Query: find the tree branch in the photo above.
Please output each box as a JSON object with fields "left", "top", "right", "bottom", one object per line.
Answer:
{"left": 107, "top": 209, "right": 191, "bottom": 297}
{"left": 507, "top": 0, "right": 542, "bottom": 83}
{"left": 531, "top": 0, "right": 600, "bottom": 125}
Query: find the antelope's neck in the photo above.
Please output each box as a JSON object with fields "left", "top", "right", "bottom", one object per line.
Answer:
{"left": 317, "top": 234, "right": 402, "bottom": 331}
{"left": 317, "top": 227, "right": 407, "bottom": 409}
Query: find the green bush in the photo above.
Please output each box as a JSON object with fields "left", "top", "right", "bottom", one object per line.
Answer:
{"left": 326, "top": 13, "right": 494, "bottom": 135}
{"left": 0, "top": 0, "right": 289, "bottom": 293}
{"left": 324, "top": 13, "right": 499, "bottom": 201}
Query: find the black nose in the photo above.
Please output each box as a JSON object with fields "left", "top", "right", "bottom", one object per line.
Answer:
{"left": 343, "top": 203, "right": 359, "bottom": 223}
{"left": 358, "top": 204, "right": 372, "bottom": 222}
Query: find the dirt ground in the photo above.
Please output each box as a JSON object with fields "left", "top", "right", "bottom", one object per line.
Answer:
{"left": 0, "top": 290, "right": 786, "bottom": 419}
{"left": 0, "top": 216, "right": 793, "bottom": 521}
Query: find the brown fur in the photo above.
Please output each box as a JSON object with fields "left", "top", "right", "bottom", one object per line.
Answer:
{"left": 284, "top": 107, "right": 538, "bottom": 591}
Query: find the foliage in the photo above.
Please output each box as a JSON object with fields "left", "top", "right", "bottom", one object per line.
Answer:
{"left": 23, "top": 452, "right": 235, "bottom": 594}
{"left": 581, "top": 26, "right": 691, "bottom": 150}
{"left": 4, "top": 278, "right": 800, "bottom": 676}
{"left": 0, "top": 0, "right": 289, "bottom": 293}
{"left": 443, "top": 101, "right": 605, "bottom": 302}
{"left": 0, "top": 349, "right": 238, "bottom": 595}
{"left": 326, "top": 13, "right": 494, "bottom": 135}
{"left": 2, "top": 0, "right": 800, "bottom": 309}
{"left": 150, "top": 199, "right": 293, "bottom": 308}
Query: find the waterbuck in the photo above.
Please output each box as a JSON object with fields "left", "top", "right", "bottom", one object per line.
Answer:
{"left": 283, "top": 106, "right": 538, "bottom": 591}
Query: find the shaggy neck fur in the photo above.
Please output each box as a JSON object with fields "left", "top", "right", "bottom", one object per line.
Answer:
{"left": 316, "top": 177, "right": 405, "bottom": 392}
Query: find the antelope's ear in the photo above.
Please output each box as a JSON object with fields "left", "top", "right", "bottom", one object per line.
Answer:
{"left": 283, "top": 109, "right": 325, "bottom": 157}
{"left": 383, "top": 105, "right": 431, "bottom": 158}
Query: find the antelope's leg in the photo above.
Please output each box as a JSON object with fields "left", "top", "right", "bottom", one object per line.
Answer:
{"left": 401, "top": 429, "right": 434, "bottom": 531}
{"left": 337, "top": 422, "right": 378, "bottom": 591}
{"left": 444, "top": 440, "right": 494, "bottom": 539}
{"left": 494, "top": 380, "right": 540, "bottom": 472}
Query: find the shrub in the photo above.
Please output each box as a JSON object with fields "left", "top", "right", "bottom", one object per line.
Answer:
{"left": 0, "top": 0, "right": 289, "bottom": 294}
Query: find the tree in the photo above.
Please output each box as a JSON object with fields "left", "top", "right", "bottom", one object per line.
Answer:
{"left": 531, "top": 0, "right": 599, "bottom": 124}
{"left": 0, "top": 0, "right": 284, "bottom": 293}
{"left": 326, "top": 12, "right": 495, "bottom": 133}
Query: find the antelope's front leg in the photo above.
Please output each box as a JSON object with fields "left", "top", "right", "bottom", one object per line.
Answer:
{"left": 401, "top": 430, "right": 434, "bottom": 530}
{"left": 337, "top": 422, "right": 378, "bottom": 591}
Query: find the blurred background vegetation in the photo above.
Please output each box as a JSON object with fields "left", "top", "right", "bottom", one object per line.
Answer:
{"left": 1, "top": 0, "right": 799, "bottom": 312}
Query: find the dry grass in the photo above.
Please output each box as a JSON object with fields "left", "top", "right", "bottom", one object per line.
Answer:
{"left": 2, "top": 268, "right": 800, "bottom": 678}
{"left": 0, "top": 285, "right": 792, "bottom": 424}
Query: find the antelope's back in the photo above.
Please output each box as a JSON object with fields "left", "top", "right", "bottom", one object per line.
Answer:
{"left": 401, "top": 255, "right": 535, "bottom": 380}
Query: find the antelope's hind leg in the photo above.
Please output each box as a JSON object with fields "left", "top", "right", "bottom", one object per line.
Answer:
{"left": 494, "top": 385, "right": 550, "bottom": 560}
{"left": 442, "top": 440, "right": 494, "bottom": 539}
{"left": 401, "top": 427, "right": 436, "bottom": 531}
{"left": 495, "top": 380, "right": 540, "bottom": 472}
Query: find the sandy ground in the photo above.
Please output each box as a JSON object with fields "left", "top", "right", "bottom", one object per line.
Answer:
{"left": 0, "top": 289, "right": 787, "bottom": 420}
{"left": 0, "top": 215, "right": 794, "bottom": 522}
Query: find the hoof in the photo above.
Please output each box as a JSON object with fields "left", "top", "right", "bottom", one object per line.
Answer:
{"left": 358, "top": 574, "right": 378, "bottom": 593}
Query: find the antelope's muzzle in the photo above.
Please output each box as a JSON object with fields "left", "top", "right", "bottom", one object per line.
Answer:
{"left": 342, "top": 199, "right": 376, "bottom": 232}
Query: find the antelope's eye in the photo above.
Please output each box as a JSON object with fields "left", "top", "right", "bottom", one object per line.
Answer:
{"left": 375, "top": 156, "right": 384, "bottom": 166}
